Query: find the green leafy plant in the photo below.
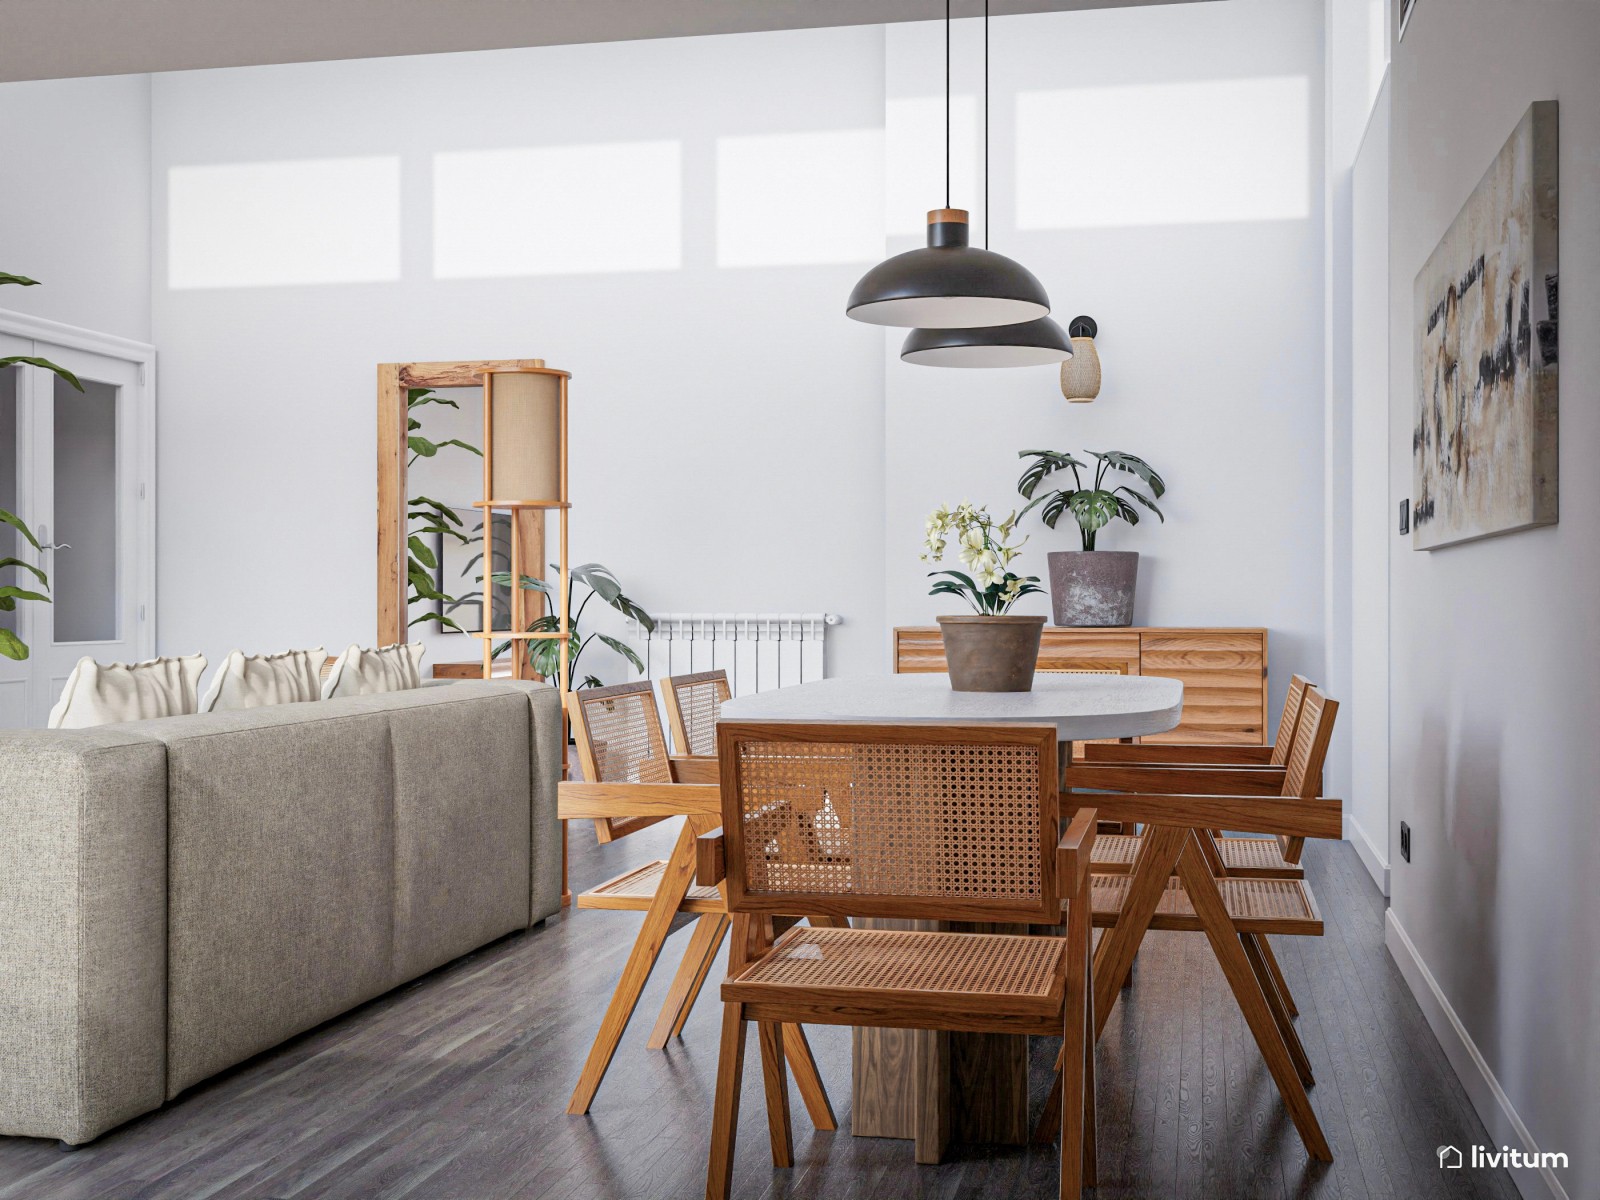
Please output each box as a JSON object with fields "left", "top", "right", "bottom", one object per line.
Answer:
{"left": 404, "top": 388, "right": 482, "bottom": 633}
{"left": 1016, "top": 449, "right": 1167, "bottom": 551}
{"left": 0, "top": 271, "right": 82, "bottom": 660}
{"left": 489, "top": 562, "right": 654, "bottom": 689}
{"left": 921, "top": 502, "right": 1044, "bottom": 614}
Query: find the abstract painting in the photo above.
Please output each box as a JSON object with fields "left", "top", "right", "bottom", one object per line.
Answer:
{"left": 1413, "top": 101, "right": 1558, "bottom": 550}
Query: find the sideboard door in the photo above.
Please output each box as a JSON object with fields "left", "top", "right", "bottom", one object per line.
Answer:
{"left": 1137, "top": 630, "right": 1268, "bottom": 744}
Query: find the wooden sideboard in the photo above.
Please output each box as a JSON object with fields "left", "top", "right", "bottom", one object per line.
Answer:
{"left": 891, "top": 626, "right": 1270, "bottom": 745}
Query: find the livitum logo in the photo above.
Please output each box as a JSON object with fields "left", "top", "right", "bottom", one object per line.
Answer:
{"left": 1437, "top": 1144, "right": 1569, "bottom": 1171}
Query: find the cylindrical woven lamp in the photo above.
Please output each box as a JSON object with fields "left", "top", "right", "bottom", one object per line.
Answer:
{"left": 485, "top": 369, "right": 564, "bottom": 503}
{"left": 1059, "top": 316, "right": 1102, "bottom": 402}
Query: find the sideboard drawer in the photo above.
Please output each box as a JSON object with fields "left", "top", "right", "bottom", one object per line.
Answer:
{"left": 1138, "top": 630, "right": 1267, "bottom": 744}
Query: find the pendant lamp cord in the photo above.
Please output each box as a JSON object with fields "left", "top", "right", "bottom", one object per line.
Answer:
{"left": 984, "top": 0, "right": 989, "bottom": 247}
{"left": 944, "top": 0, "right": 951, "bottom": 209}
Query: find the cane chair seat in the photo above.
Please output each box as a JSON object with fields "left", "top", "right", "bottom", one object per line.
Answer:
{"left": 1092, "top": 832, "right": 1302, "bottom": 878}
{"left": 1089, "top": 872, "right": 1322, "bottom": 936}
{"left": 578, "top": 860, "right": 726, "bottom": 913}
{"left": 724, "top": 926, "right": 1069, "bottom": 1024}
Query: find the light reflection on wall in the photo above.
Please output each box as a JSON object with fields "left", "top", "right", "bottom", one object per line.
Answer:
{"left": 1016, "top": 77, "right": 1312, "bottom": 230}
{"left": 168, "top": 156, "right": 401, "bottom": 289}
{"left": 716, "top": 129, "right": 883, "bottom": 268}
{"left": 433, "top": 141, "right": 682, "bottom": 278}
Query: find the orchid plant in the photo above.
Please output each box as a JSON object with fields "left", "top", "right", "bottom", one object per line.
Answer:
{"left": 922, "top": 502, "right": 1045, "bottom": 615}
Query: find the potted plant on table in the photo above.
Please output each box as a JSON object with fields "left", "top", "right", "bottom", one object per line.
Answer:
{"left": 1016, "top": 449, "right": 1166, "bottom": 628}
{"left": 922, "top": 502, "right": 1046, "bottom": 692}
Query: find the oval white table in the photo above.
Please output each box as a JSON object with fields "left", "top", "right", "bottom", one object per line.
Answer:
{"left": 721, "top": 672, "right": 1185, "bottom": 1162}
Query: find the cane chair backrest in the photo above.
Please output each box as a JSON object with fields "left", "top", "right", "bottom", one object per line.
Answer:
{"left": 568, "top": 681, "right": 674, "bottom": 842}
{"left": 1276, "top": 686, "right": 1339, "bottom": 862}
{"left": 662, "top": 670, "right": 732, "bottom": 758}
{"left": 716, "top": 722, "right": 1061, "bottom": 924}
{"left": 1269, "top": 674, "right": 1315, "bottom": 767}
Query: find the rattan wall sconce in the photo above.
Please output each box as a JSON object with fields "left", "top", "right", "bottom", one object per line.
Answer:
{"left": 1060, "top": 316, "right": 1102, "bottom": 403}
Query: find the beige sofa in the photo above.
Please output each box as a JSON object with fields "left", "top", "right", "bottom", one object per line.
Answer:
{"left": 0, "top": 680, "right": 562, "bottom": 1146}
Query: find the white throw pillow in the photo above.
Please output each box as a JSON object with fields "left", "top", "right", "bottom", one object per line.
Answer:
{"left": 320, "top": 642, "right": 426, "bottom": 700}
{"left": 199, "top": 647, "right": 329, "bottom": 713}
{"left": 48, "top": 654, "right": 208, "bottom": 730}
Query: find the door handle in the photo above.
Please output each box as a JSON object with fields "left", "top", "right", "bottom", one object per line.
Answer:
{"left": 40, "top": 543, "right": 71, "bottom": 552}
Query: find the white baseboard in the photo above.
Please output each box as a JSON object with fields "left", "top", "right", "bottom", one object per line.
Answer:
{"left": 1345, "top": 814, "right": 1390, "bottom": 895}
{"left": 1384, "top": 910, "right": 1570, "bottom": 1200}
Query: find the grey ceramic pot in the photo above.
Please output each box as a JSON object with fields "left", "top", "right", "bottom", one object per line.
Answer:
{"left": 936, "top": 614, "right": 1046, "bottom": 692}
{"left": 1047, "top": 551, "right": 1139, "bottom": 627}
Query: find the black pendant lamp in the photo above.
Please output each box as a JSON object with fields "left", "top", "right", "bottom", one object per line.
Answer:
{"left": 846, "top": 0, "right": 1051, "bottom": 329}
{"left": 900, "top": 0, "right": 1072, "bottom": 367}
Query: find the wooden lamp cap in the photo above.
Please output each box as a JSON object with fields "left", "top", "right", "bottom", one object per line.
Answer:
{"left": 927, "top": 208, "right": 970, "bottom": 225}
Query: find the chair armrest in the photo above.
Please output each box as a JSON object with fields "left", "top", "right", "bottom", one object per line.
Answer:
{"left": 1070, "top": 792, "right": 1342, "bottom": 840}
{"left": 1056, "top": 808, "right": 1098, "bottom": 893}
{"left": 697, "top": 827, "right": 727, "bottom": 887}
{"left": 557, "top": 781, "right": 722, "bottom": 820}
{"left": 1081, "top": 742, "right": 1275, "bottom": 765}
{"left": 1063, "top": 763, "right": 1285, "bottom": 795}
{"left": 668, "top": 755, "right": 720, "bottom": 784}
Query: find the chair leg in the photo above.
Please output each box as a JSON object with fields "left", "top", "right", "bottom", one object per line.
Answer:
{"left": 1257, "top": 934, "right": 1298, "bottom": 1018}
{"left": 569, "top": 821, "right": 702, "bottom": 1114}
{"left": 649, "top": 914, "right": 728, "bottom": 1048}
{"left": 781, "top": 1023, "right": 837, "bottom": 1131}
{"left": 1242, "top": 933, "right": 1313, "bottom": 1088}
{"left": 1175, "top": 838, "right": 1332, "bottom": 1161}
{"left": 1083, "top": 941, "right": 1098, "bottom": 1189}
{"left": 757, "top": 1022, "right": 795, "bottom": 1168}
{"left": 706, "top": 1002, "right": 749, "bottom": 1200}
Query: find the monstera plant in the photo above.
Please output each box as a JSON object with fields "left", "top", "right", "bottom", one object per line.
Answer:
{"left": 490, "top": 562, "right": 654, "bottom": 689}
{"left": 0, "top": 272, "right": 84, "bottom": 660}
{"left": 1015, "top": 448, "right": 1168, "bottom": 628}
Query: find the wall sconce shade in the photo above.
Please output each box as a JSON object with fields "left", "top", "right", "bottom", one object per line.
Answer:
{"left": 485, "top": 369, "right": 564, "bottom": 503}
{"left": 901, "top": 315, "right": 1073, "bottom": 368}
{"left": 847, "top": 209, "right": 1051, "bottom": 329}
{"left": 1059, "top": 315, "right": 1102, "bottom": 401}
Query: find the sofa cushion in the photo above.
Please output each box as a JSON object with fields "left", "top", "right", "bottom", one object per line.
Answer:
{"left": 48, "top": 654, "right": 207, "bottom": 729}
{"left": 388, "top": 685, "right": 532, "bottom": 980}
{"left": 138, "top": 699, "right": 400, "bottom": 1096}
{"left": 320, "top": 642, "right": 424, "bottom": 700}
{"left": 199, "top": 647, "right": 328, "bottom": 712}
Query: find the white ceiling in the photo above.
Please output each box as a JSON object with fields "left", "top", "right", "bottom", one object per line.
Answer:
{"left": 1, "top": 0, "right": 1212, "bottom": 83}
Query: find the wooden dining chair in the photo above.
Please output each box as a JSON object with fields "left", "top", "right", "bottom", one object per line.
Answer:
{"left": 661, "top": 669, "right": 732, "bottom": 757}
{"left": 562, "top": 683, "right": 831, "bottom": 1125}
{"left": 1075, "top": 786, "right": 1342, "bottom": 1162}
{"left": 1082, "top": 673, "right": 1315, "bottom": 769}
{"left": 1075, "top": 686, "right": 1339, "bottom": 882}
{"left": 696, "top": 721, "right": 1099, "bottom": 1200}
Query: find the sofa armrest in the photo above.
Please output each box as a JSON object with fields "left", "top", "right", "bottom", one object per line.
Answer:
{"left": 0, "top": 730, "right": 168, "bottom": 1145}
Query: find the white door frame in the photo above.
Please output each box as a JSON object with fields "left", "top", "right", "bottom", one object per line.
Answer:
{"left": 0, "top": 307, "right": 156, "bottom": 721}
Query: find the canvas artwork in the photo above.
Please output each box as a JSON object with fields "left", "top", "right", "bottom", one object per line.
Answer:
{"left": 1412, "top": 101, "right": 1559, "bottom": 551}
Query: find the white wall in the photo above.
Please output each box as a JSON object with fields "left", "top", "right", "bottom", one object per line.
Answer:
{"left": 1388, "top": 4, "right": 1600, "bottom": 1197}
{"left": 883, "top": 0, "right": 1328, "bottom": 715}
{"left": 1348, "top": 77, "right": 1390, "bottom": 890}
{"left": 148, "top": 28, "right": 889, "bottom": 676}
{"left": 0, "top": 75, "right": 152, "bottom": 342}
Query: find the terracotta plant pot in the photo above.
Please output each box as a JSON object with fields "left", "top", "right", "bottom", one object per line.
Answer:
{"left": 936, "top": 614, "right": 1046, "bottom": 692}
{"left": 1047, "top": 550, "right": 1139, "bottom": 627}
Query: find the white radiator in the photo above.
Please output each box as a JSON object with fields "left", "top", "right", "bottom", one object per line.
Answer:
{"left": 629, "top": 612, "right": 839, "bottom": 696}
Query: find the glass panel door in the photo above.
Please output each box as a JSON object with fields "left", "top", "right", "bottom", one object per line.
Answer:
{"left": 23, "top": 344, "right": 148, "bottom": 727}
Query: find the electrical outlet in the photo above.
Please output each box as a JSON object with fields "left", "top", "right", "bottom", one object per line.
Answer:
{"left": 1399, "top": 821, "right": 1411, "bottom": 863}
{"left": 1398, "top": 499, "right": 1411, "bottom": 534}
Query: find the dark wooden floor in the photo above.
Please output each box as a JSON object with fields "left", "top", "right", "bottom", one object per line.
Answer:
{"left": 0, "top": 828, "right": 1518, "bottom": 1200}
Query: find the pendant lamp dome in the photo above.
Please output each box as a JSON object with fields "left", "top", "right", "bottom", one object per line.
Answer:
{"left": 845, "top": 0, "right": 1051, "bottom": 330}
{"left": 901, "top": 314, "right": 1072, "bottom": 368}
{"left": 899, "top": 0, "right": 1071, "bottom": 366}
